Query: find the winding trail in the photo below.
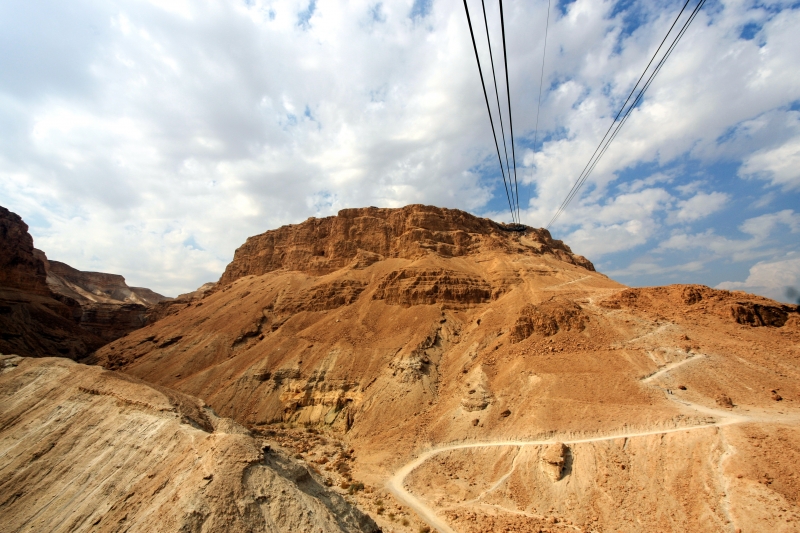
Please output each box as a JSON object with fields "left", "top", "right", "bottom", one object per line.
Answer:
{"left": 386, "top": 357, "right": 796, "bottom": 533}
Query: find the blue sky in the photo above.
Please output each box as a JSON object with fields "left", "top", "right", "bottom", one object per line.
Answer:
{"left": 0, "top": 0, "right": 798, "bottom": 301}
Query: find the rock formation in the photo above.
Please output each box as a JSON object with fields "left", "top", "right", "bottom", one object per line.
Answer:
{"left": 147, "top": 282, "right": 217, "bottom": 322}
{"left": 0, "top": 355, "right": 379, "bottom": 533}
{"left": 540, "top": 442, "right": 568, "bottom": 481}
{"left": 0, "top": 205, "right": 171, "bottom": 356}
{"left": 218, "top": 205, "right": 594, "bottom": 284}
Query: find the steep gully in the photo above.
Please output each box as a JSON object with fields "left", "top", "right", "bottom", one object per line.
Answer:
{"left": 387, "top": 345, "right": 799, "bottom": 533}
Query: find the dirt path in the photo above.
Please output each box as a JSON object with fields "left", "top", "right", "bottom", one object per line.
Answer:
{"left": 541, "top": 275, "right": 593, "bottom": 291}
{"left": 641, "top": 353, "right": 703, "bottom": 383}
{"left": 386, "top": 363, "right": 798, "bottom": 533}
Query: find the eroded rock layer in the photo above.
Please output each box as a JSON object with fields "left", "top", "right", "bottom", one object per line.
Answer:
{"left": 218, "top": 205, "right": 594, "bottom": 284}
{"left": 0, "top": 355, "right": 379, "bottom": 533}
{"left": 37, "top": 250, "right": 171, "bottom": 341}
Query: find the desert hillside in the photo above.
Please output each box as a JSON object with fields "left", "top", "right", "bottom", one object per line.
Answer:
{"left": 0, "top": 354, "right": 379, "bottom": 533}
{"left": 92, "top": 205, "right": 800, "bottom": 533}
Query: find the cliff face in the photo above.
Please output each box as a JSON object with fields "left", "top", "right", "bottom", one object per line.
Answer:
{"left": 218, "top": 205, "right": 594, "bottom": 286}
{"left": 0, "top": 205, "right": 170, "bottom": 355}
{"left": 0, "top": 207, "right": 105, "bottom": 359}
{"left": 42, "top": 257, "right": 169, "bottom": 307}
{"left": 0, "top": 206, "right": 50, "bottom": 297}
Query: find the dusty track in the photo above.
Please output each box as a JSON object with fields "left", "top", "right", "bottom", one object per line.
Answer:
{"left": 387, "top": 362, "right": 799, "bottom": 533}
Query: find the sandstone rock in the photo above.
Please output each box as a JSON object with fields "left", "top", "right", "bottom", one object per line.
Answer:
{"left": 35, "top": 249, "right": 170, "bottom": 341}
{"left": 460, "top": 370, "right": 493, "bottom": 412}
{"left": 510, "top": 298, "right": 586, "bottom": 343}
{"left": 599, "top": 284, "right": 799, "bottom": 328}
{"left": 147, "top": 282, "right": 216, "bottom": 322}
{"left": 716, "top": 394, "right": 734, "bottom": 408}
{"left": 541, "top": 442, "right": 568, "bottom": 481}
{"left": 730, "top": 302, "right": 791, "bottom": 327}
{"left": 41, "top": 255, "right": 169, "bottom": 306}
{"left": 373, "top": 268, "right": 493, "bottom": 308}
{"left": 87, "top": 205, "right": 800, "bottom": 533}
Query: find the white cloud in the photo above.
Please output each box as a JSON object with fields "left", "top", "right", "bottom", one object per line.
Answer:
{"left": 739, "top": 135, "right": 800, "bottom": 190}
{"left": 0, "top": 0, "right": 798, "bottom": 295}
{"left": 739, "top": 209, "right": 800, "bottom": 239}
{"left": 717, "top": 255, "right": 800, "bottom": 303}
{"left": 656, "top": 209, "right": 800, "bottom": 264}
{"left": 668, "top": 191, "right": 729, "bottom": 224}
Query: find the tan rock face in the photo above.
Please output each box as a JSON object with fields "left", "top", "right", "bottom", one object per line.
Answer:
{"left": 147, "top": 281, "right": 216, "bottom": 322}
{"left": 0, "top": 355, "right": 379, "bottom": 533}
{"left": 37, "top": 251, "right": 171, "bottom": 342}
{"left": 541, "top": 442, "right": 568, "bottom": 481}
{"left": 510, "top": 298, "right": 586, "bottom": 342}
{"left": 44, "top": 257, "right": 169, "bottom": 306}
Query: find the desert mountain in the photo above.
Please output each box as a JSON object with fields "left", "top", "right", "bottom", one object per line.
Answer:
{"left": 0, "top": 206, "right": 105, "bottom": 359}
{"left": 35, "top": 248, "right": 171, "bottom": 341}
{"left": 93, "top": 204, "right": 800, "bottom": 533}
{"left": 0, "top": 354, "right": 379, "bottom": 533}
{"left": 0, "top": 205, "right": 168, "bottom": 356}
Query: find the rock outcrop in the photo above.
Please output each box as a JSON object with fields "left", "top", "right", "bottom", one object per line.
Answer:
{"left": 147, "top": 282, "right": 216, "bottom": 322}
{"left": 218, "top": 205, "right": 594, "bottom": 285}
{"left": 541, "top": 442, "right": 568, "bottom": 481}
{"left": 0, "top": 205, "right": 171, "bottom": 355}
{"left": 0, "top": 207, "right": 51, "bottom": 296}
{"left": 0, "top": 355, "right": 379, "bottom": 533}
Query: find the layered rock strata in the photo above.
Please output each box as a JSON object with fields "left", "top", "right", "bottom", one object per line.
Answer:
{"left": 36, "top": 250, "right": 171, "bottom": 341}
{"left": 219, "top": 205, "right": 594, "bottom": 284}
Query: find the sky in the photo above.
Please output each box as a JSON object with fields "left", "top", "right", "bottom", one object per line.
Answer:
{"left": 1, "top": 0, "right": 799, "bottom": 301}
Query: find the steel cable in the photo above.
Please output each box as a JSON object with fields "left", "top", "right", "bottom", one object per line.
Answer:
{"left": 462, "top": 0, "right": 517, "bottom": 223}
{"left": 499, "top": 0, "right": 521, "bottom": 222}
{"left": 573, "top": 0, "right": 708, "bottom": 206}
{"left": 480, "top": 0, "right": 516, "bottom": 221}
{"left": 546, "top": 0, "right": 698, "bottom": 229}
